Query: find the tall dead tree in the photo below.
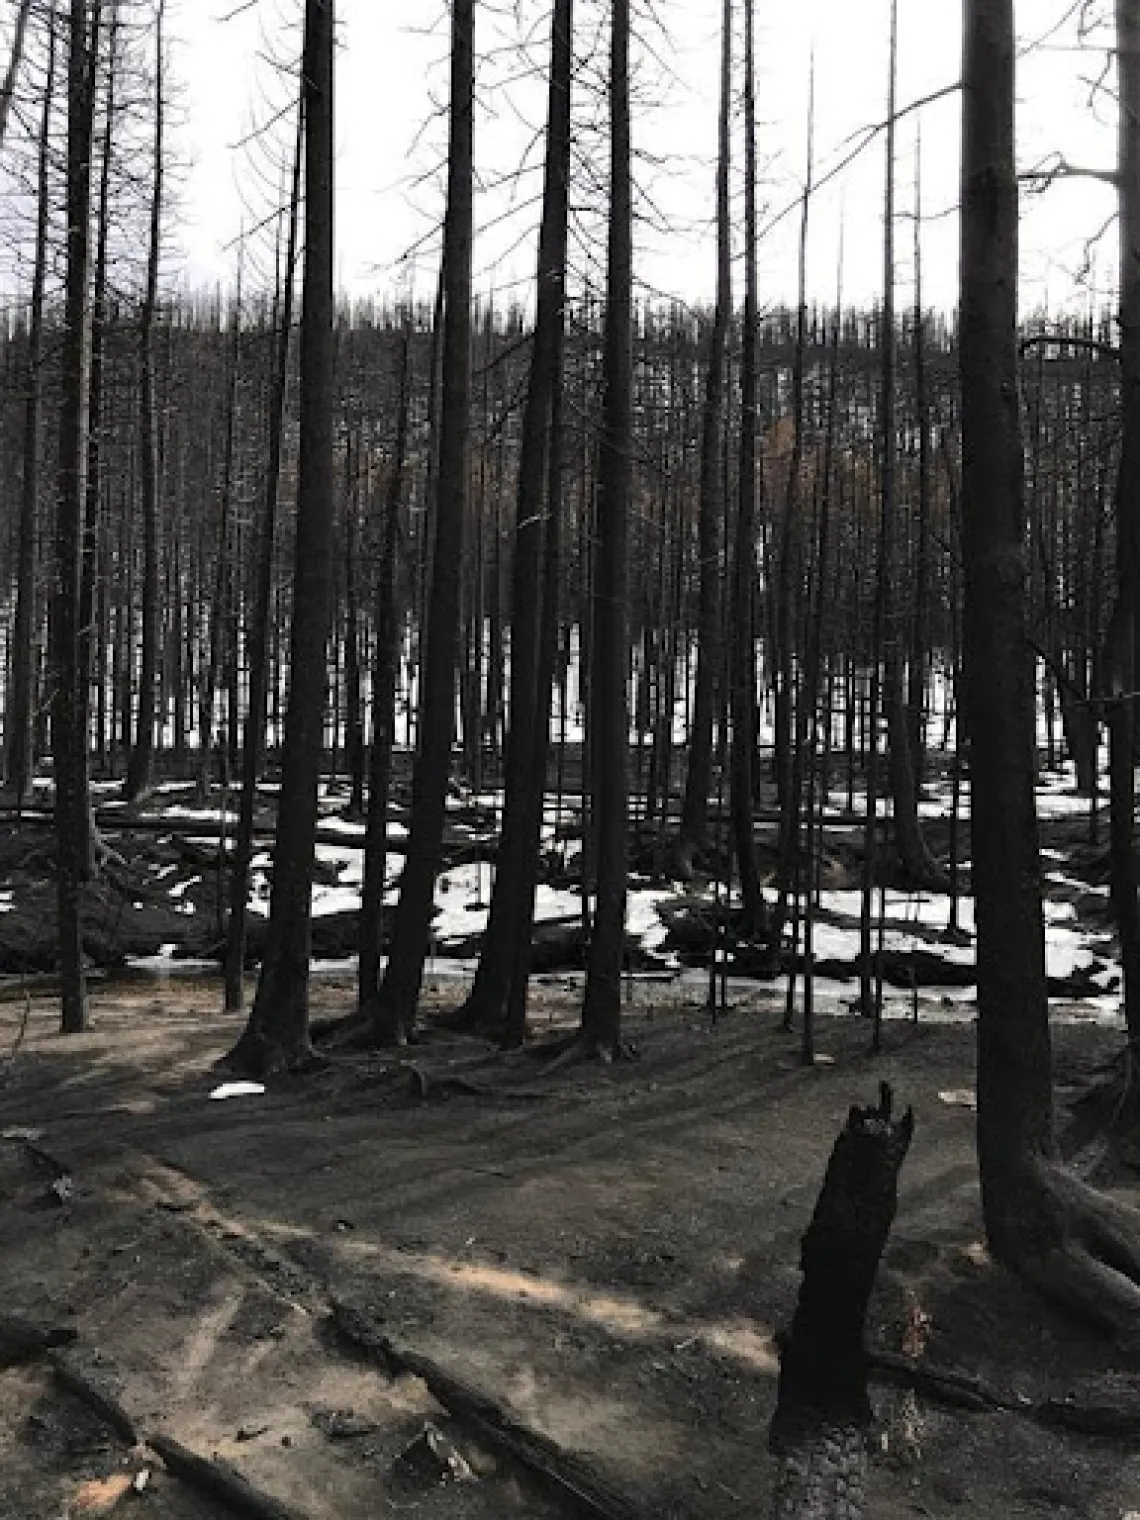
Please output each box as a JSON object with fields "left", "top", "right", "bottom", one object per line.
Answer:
{"left": 0, "top": 0, "right": 32, "bottom": 154}
{"left": 124, "top": 0, "right": 166, "bottom": 802}
{"left": 53, "top": 0, "right": 100, "bottom": 1034}
{"left": 579, "top": 0, "right": 633, "bottom": 1057}
{"left": 357, "top": 320, "right": 411, "bottom": 1013}
{"left": 455, "top": 0, "right": 573, "bottom": 1042}
{"left": 223, "top": 96, "right": 303, "bottom": 1013}
{"left": 6, "top": 1, "right": 56, "bottom": 805}
{"left": 678, "top": 0, "right": 731, "bottom": 872}
{"left": 224, "top": 0, "right": 335, "bottom": 1075}
{"left": 963, "top": 0, "right": 1140, "bottom": 1327}
{"left": 730, "top": 0, "right": 766, "bottom": 939}
{"left": 1110, "top": 0, "right": 1140, "bottom": 1063}
{"left": 880, "top": 0, "right": 939, "bottom": 894}
{"left": 365, "top": 0, "right": 473, "bottom": 1045}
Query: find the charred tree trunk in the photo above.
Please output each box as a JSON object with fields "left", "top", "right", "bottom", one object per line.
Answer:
{"left": 769, "top": 1086, "right": 913, "bottom": 1519}
{"left": 223, "top": 97, "right": 302, "bottom": 1014}
{"left": 124, "top": 0, "right": 166, "bottom": 803}
{"left": 79, "top": 0, "right": 118, "bottom": 799}
{"left": 6, "top": 5, "right": 54, "bottom": 806}
{"left": 358, "top": 322, "right": 411, "bottom": 1012}
{"left": 1110, "top": 0, "right": 1140, "bottom": 1062}
{"left": 729, "top": 0, "right": 766, "bottom": 940}
{"left": 454, "top": 0, "right": 572, "bottom": 1040}
{"left": 367, "top": 0, "right": 473, "bottom": 1044}
{"left": 52, "top": 0, "right": 100, "bottom": 1034}
{"left": 224, "top": 0, "right": 334, "bottom": 1073}
{"left": 0, "top": 0, "right": 32, "bottom": 155}
{"left": 579, "top": 0, "right": 632, "bottom": 1057}
{"left": 678, "top": 0, "right": 731, "bottom": 871}
{"left": 962, "top": 0, "right": 1140, "bottom": 1329}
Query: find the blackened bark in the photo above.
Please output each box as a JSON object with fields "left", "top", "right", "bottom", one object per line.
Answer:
{"left": 1110, "top": 0, "right": 1140, "bottom": 1057}
{"left": 124, "top": 0, "right": 166, "bottom": 803}
{"left": 343, "top": 431, "right": 365, "bottom": 817}
{"left": 769, "top": 1085, "right": 913, "bottom": 1519}
{"left": 367, "top": 0, "right": 473, "bottom": 1044}
{"left": 730, "top": 0, "right": 765, "bottom": 939}
{"left": 6, "top": 6, "right": 54, "bottom": 805}
{"left": 679, "top": 0, "right": 731, "bottom": 867}
{"left": 79, "top": 0, "right": 118, "bottom": 808}
{"left": 961, "top": 0, "right": 1059, "bottom": 1253}
{"left": 0, "top": 0, "right": 32, "bottom": 154}
{"left": 223, "top": 96, "right": 302, "bottom": 1014}
{"left": 52, "top": 0, "right": 100, "bottom": 1034}
{"left": 225, "top": 0, "right": 334, "bottom": 1073}
{"left": 198, "top": 283, "right": 242, "bottom": 799}
{"left": 455, "top": 0, "right": 572, "bottom": 1039}
{"left": 580, "top": 0, "right": 632, "bottom": 1055}
{"left": 358, "top": 323, "right": 411, "bottom": 1010}
{"left": 879, "top": 0, "right": 939, "bottom": 900}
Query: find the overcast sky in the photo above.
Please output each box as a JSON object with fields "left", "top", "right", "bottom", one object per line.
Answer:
{"left": 157, "top": 0, "right": 1118, "bottom": 316}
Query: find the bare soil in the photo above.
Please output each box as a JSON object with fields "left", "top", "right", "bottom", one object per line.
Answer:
{"left": 2, "top": 975, "right": 1140, "bottom": 1519}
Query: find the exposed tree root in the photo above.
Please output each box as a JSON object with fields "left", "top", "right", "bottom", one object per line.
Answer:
{"left": 1002, "top": 1160, "right": 1140, "bottom": 1339}
{"left": 215, "top": 1029, "right": 328, "bottom": 1081}
{"left": 536, "top": 1033, "right": 640, "bottom": 1076}
{"left": 311, "top": 1011, "right": 386, "bottom": 1053}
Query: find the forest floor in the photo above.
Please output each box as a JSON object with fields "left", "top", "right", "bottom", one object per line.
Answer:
{"left": 4, "top": 982, "right": 1140, "bottom": 1519}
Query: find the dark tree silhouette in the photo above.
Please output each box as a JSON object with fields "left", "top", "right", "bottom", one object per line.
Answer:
{"left": 224, "top": 96, "right": 303, "bottom": 1014}
{"left": 678, "top": 0, "right": 731, "bottom": 873}
{"left": 454, "top": 0, "right": 573, "bottom": 1044}
{"left": 964, "top": 0, "right": 1140, "bottom": 1327}
{"left": 6, "top": 1, "right": 55, "bottom": 807}
{"left": 729, "top": 0, "right": 765, "bottom": 939}
{"left": 365, "top": 0, "right": 473, "bottom": 1045}
{"left": 1109, "top": 0, "right": 1140, "bottom": 1063}
{"left": 579, "top": 0, "right": 633, "bottom": 1058}
{"left": 224, "top": 0, "right": 335, "bottom": 1076}
{"left": 124, "top": 0, "right": 166, "bottom": 803}
{"left": 52, "top": 0, "right": 101, "bottom": 1034}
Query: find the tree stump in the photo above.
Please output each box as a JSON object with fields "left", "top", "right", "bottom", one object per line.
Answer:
{"left": 769, "top": 1083, "right": 913, "bottom": 1520}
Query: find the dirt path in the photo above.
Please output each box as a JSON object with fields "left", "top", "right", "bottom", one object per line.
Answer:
{"left": 3, "top": 981, "right": 1140, "bottom": 1518}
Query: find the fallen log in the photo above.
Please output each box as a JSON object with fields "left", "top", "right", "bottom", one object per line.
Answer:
{"left": 147, "top": 1433, "right": 303, "bottom": 1520}
{"left": 329, "top": 1297, "right": 648, "bottom": 1520}
{"left": 50, "top": 1353, "right": 139, "bottom": 1445}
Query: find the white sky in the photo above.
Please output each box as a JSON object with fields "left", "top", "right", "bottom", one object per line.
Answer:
{"left": 158, "top": 0, "right": 1119, "bottom": 315}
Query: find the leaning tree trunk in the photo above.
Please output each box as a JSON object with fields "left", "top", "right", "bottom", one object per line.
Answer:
{"left": 769, "top": 1086, "right": 913, "bottom": 1519}
{"left": 223, "top": 0, "right": 335, "bottom": 1075}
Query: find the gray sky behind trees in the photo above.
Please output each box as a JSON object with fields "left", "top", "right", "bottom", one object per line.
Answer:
{"left": 0, "top": 0, "right": 1121, "bottom": 315}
